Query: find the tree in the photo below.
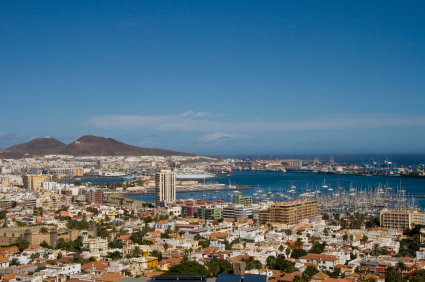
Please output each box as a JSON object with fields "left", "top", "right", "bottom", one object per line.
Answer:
{"left": 39, "top": 227, "right": 49, "bottom": 234}
{"left": 278, "top": 245, "right": 284, "bottom": 252}
{"left": 333, "top": 213, "right": 340, "bottom": 220}
{"left": 322, "top": 213, "right": 330, "bottom": 221}
{"left": 57, "top": 252, "right": 62, "bottom": 259}
{"left": 106, "top": 250, "right": 122, "bottom": 261}
{"left": 207, "top": 257, "right": 233, "bottom": 277}
{"left": 242, "top": 256, "right": 262, "bottom": 270}
{"left": 43, "top": 252, "right": 49, "bottom": 259}
{"left": 303, "top": 265, "right": 319, "bottom": 278}
{"left": 270, "top": 257, "right": 298, "bottom": 273}
{"left": 151, "top": 250, "right": 163, "bottom": 261}
{"left": 164, "top": 243, "right": 169, "bottom": 252}
{"left": 285, "top": 229, "right": 293, "bottom": 238}
{"left": 121, "top": 269, "right": 132, "bottom": 277}
{"left": 385, "top": 266, "right": 403, "bottom": 282}
{"left": 15, "top": 237, "right": 29, "bottom": 252}
{"left": 361, "top": 234, "right": 368, "bottom": 247}
{"left": 371, "top": 244, "right": 380, "bottom": 256}
{"left": 290, "top": 249, "right": 308, "bottom": 259}
{"left": 133, "top": 246, "right": 142, "bottom": 257}
{"left": 163, "top": 261, "right": 211, "bottom": 277}
{"left": 10, "top": 258, "right": 20, "bottom": 266}
{"left": 410, "top": 269, "right": 425, "bottom": 282}
{"left": 342, "top": 233, "right": 349, "bottom": 242}
{"left": 396, "top": 262, "right": 406, "bottom": 275}
{"left": 295, "top": 238, "right": 304, "bottom": 249}
{"left": 266, "top": 256, "right": 277, "bottom": 269}
{"left": 39, "top": 241, "right": 53, "bottom": 249}
{"left": 285, "top": 247, "right": 291, "bottom": 257}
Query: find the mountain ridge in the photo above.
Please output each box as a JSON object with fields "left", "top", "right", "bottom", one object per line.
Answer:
{"left": 1, "top": 135, "right": 197, "bottom": 157}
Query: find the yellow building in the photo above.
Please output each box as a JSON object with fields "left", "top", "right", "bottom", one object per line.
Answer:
{"left": 260, "top": 199, "right": 318, "bottom": 224}
{"left": 380, "top": 208, "right": 425, "bottom": 230}
{"left": 129, "top": 251, "right": 159, "bottom": 276}
{"left": 23, "top": 175, "right": 49, "bottom": 191}
{"left": 73, "top": 168, "right": 83, "bottom": 177}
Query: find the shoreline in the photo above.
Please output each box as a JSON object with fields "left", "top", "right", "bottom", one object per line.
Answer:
{"left": 104, "top": 192, "right": 155, "bottom": 207}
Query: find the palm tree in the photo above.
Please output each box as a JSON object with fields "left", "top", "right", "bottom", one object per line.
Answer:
{"left": 285, "top": 229, "right": 293, "bottom": 239}
{"left": 361, "top": 234, "right": 368, "bottom": 247}
{"left": 285, "top": 247, "right": 291, "bottom": 258}
{"left": 396, "top": 262, "right": 407, "bottom": 275}
{"left": 295, "top": 238, "right": 304, "bottom": 250}
{"left": 372, "top": 244, "right": 380, "bottom": 256}
{"left": 279, "top": 245, "right": 284, "bottom": 252}
{"left": 133, "top": 246, "right": 142, "bottom": 257}
{"left": 40, "top": 227, "right": 49, "bottom": 234}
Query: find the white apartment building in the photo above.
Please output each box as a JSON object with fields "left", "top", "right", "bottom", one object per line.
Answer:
{"left": 155, "top": 170, "right": 176, "bottom": 205}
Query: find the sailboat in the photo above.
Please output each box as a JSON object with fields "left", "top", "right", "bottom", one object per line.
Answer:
{"left": 322, "top": 179, "right": 328, "bottom": 189}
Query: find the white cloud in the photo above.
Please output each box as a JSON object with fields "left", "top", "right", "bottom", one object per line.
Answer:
{"left": 87, "top": 112, "right": 425, "bottom": 133}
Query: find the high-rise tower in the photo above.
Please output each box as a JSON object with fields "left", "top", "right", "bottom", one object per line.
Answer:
{"left": 155, "top": 170, "right": 176, "bottom": 205}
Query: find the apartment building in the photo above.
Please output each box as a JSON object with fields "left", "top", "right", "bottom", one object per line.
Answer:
{"left": 155, "top": 170, "right": 176, "bottom": 205}
{"left": 380, "top": 208, "right": 425, "bottom": 229}
{"left": 260, "top": 199, "right": 318, "bottom": 224}
{"left": 85, "top": 189, "right": 104, "bottom": 204}
{"left": 233, "top": 195, "right": 253, "bottom": 206}
{"left": 23, "top": 175, "right": 49, "bottom": 191}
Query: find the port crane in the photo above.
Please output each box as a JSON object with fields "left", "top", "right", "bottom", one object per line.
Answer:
{"left": 361, "top": 157, "right": 397, "bottom": 175}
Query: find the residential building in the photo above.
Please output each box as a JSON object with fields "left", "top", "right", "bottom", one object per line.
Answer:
{"left": 260, "top": 199, "right": 318, "bottom": 224}
{"left": 223, "top": 206, "right": 253, "bottom": 219}
{"left": 155, "top": 170, "right": 176, "bottom": 205}
{"left": 82, "top": 235, "right": 108, "bottom": 252}
{"left": 198, "top": 206, "right": 223, "bottom": 221}
{"left": 233, "top": 195, "right": 253, "bottom": 206}
{"left": 23, "top": 175, "right": 49, "bottom": 191}
{"left": 380, "top": 208, "right": 425, "bottom": 229}
{"left": 85, "top": 189, "right": 104, "bottom": 204}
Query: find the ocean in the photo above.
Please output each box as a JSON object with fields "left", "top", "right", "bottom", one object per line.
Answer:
{"left": 123, "top": 170, "right": 425, "bottom": 208}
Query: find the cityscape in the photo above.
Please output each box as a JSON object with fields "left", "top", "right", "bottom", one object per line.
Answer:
{"left": 1, "top": 1, "right": 425, "bottom": 282}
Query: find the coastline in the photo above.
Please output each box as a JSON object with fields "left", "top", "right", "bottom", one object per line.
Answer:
{"left": 104, "top": 192, "right": 155, "bottom": 207}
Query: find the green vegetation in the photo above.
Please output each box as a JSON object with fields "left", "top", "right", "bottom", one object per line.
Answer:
{"left": 162, "top": 261, "right": 211, "bottom": 277}
{"left": 106, "top": 250, "right": 122, "bottom": 260}
{"left": 266, "top": 255, "right": 298, "bottom": 273}
{"left": 241, "top": 256, "right": 262, "bottom": 270}
{"left": 290, "top": 249, "right": 308, "bottom": 259}
{"left": 207, "top": 257, "right": 233, "bottom": 277}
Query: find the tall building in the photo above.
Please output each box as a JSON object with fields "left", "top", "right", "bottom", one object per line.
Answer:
{"left": 23, "top": 175, "right": 49, "bottom": 191}
{"left": 380, "top": 208, "right": 425, "bottom": 230}
{"left": 155, "top": 170, "right": 176, "bottom": 205}
{"left": 86, "top": 189, "right": 104, "bottom": 204}
{"left": 233, "top": 195, "right": 252, "bottom": 206}
{"left": 260, "top": 199, "right": 318, "bottom": 224}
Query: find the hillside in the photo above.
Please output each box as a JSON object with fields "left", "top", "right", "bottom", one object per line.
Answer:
{"left": 5, "top": 137, "right": 65, "bottom": 153}
{"left": 2, "top": 135, "right": 196, "bottom": 157}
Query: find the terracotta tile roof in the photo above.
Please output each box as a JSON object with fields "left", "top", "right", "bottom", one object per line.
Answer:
{"left": 97, "top": 272, "right": 125, "bottom": 282}
{"left": 81, "top": 261, "right": 109, "bottom": 270}
{"left": 299, "top": 253, "right": 338, "bottom": 262}
{"left": 117, "top": 235, "right": 130, "bottom": 241}
{"left": 311, "top": 271, "right": 329, "bottom": 280}
{"left": 156, "top": 220, "right": 168, "bottom": 224}
{"left": 3, "top": 273, "right": 32, "bottom": 282}
{"left": 208, "top": 232, "right": 229, "bottom": 239}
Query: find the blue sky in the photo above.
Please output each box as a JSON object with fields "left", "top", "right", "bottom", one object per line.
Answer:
{"left": 1, "top": 1, "right": 425, "bottom": 155}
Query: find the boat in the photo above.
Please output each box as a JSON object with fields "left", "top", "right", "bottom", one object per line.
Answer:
{"left": 322, "top": 179, "right": 328, "bottom": 189}
{"left": 174, "top": 169, "right": 216, "bottom": 179}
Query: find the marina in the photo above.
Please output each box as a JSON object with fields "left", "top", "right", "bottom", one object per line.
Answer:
{"left": 122, "top": 170, "right": 425, "bottom": 213}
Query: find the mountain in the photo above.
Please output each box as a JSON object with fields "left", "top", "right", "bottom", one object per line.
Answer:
{"left": 2, "top": 135, "right": 196, "bottom": 157}
{"left": 5, "top": 137, "right": 65, "bottom": 153}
